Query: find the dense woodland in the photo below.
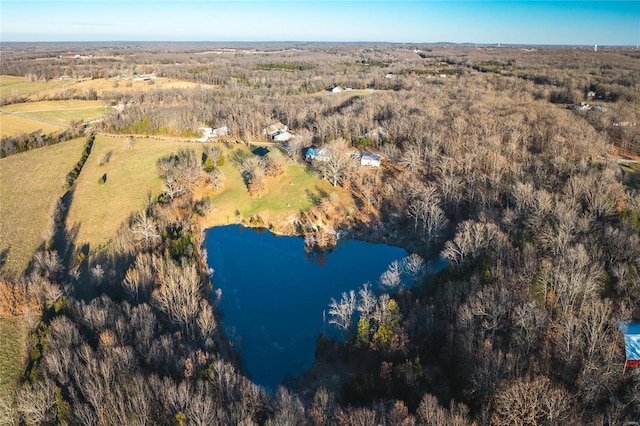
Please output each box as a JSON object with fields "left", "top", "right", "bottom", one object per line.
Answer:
{"left": 1, "top": 42, "right": 640, "bottom": 425}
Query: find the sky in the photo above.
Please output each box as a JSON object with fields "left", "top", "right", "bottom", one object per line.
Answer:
{"left": 1, "top": 1, "right": 639, "bottom": 45}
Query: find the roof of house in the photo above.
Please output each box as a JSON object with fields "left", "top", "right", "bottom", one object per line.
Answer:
{"left": 618, "top": 321, "right": 640, "bottom": 361}
{"left": 264, "top": 122, "right": 288, "bottom": 135}
{"left": 305, "top": 146, "right": 330, "bottom": 161}
{"left": 361, "top": 152, "right": 381, "bottom": 161}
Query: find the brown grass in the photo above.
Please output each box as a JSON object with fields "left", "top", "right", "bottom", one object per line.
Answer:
{"left": 0, "top": 113, "right": 65, "bottom": 137}
{"left": 0, "top": 75, "right": 68, "bottom": 99}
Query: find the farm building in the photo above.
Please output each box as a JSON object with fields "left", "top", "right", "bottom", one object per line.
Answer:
{"left": 360, "top": 152, "right": 381, "bottom": 167}
{"left": 618, "top": 321, "right": 640, "bottom": 370}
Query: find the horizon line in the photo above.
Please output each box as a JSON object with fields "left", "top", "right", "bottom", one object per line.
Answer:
{"left": 1, "top": 40, "right": 638, "bottom": 48}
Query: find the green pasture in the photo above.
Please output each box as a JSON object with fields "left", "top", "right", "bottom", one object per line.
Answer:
{"left": 0, "top": 138, "right": 85, "bottom": 275}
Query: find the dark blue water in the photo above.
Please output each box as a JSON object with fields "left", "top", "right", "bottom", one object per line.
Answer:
{"left": 204, "top": 225, "right": 406, "bottom": 391}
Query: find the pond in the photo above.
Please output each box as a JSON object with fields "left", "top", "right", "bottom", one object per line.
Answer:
{"left": 203, "top": 225, "right": 407, "bottom": 391}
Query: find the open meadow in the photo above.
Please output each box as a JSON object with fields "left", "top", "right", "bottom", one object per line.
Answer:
{"left": 0, "top": 99, "right": 110, "bottom": 126}
{"left": 35, "top": 76, "right": 208, "bottom": 99}
{"left": 0, "top": 112, "right": 65, "bottom": 137}
{"left": 0, "top": 138, "right": 85, "bottom": 275}
{"left": 0, "top": 75, "right": 68, "bottom": 99}
{"left": 65, "top": 136, "right": 195, "bottom": 250}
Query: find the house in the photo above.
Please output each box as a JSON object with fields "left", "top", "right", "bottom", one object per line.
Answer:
{"left": 197, "top": 127, "right": 213, "bottom": 142}
{"left": 305, "top": 146, "right": 330, "bottom": 162}
{"left": 211, "top": 126, "right": 231, "bottom": 137}
{"left": 264, "top": 122, "right": 288, "bottom": 136}
{"left": 272, "top": 131, "right": 292, "bottom": 142}
{"left": 360, "top": 152, "right": 381, "bottom": 167}
{"left": 133, "top": 73, "right": 156, "bottom": 81}
{"left": 263, "top": 122, "right": 291, "bottom": 142}
{"left": 618, "top": 321, "right": 640, "bottom": 370}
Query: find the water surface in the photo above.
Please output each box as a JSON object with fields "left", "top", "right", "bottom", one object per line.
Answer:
{"left": 204, "top": 225, "right": 406, "bottom": 391}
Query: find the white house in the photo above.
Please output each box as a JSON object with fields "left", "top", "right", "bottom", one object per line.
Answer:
{"left": 263, "top": 122, "right": 288, "bottom": 136}
{"left": 197, "top": 127, "right": 213, "bottom": 142}
{"left": 211, "top": 126, "right": 231, "bottom": 137}
{"left": 264, "top": 122, "right": 293, "bottom": 142}
{"left": 360, "top": 152, "right": 381, "bottom": 167}
{"left": 272, "top": 131, "right": 292, "bottom": 142}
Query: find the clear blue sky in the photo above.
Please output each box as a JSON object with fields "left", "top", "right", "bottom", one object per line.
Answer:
{"left": 1, "top": 1, "right": 638, "bottom": 45}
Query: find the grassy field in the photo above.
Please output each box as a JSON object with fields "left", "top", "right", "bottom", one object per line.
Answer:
{"left": 0, "top": 138, "right": 85, "bottom": 275}
{"left": 36, "top": 76, "right": 206, "bottom": 99}
{"left": 68, "top": 138, "right": 353, "bottom": 252}
{"left": 0, "top": 100, "right": 111, "bottom": 126}
{"left": 0, "top": 318, "right": 28, "bottom": 398}
{"left": 0, "top": 75, "right": 68, "bottom": 99}
{"left": 0, "top": 112, "right": 65, "bottom": 137}
{"left": 0, "top": 75, "right": 208, "bottom": 101}
{"left": 66, "top": 136, "right": 206, "bottom": 250}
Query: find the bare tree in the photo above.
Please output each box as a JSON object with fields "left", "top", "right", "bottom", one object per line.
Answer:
{"left": 357, "top": 282, "right": 376, "bottom": 319}
{"left": 401, "top": 253, "right": 425, "bottom": 285}
{"left": 206, "top": 167, "right": 226, "bottom": 192}
{"left": 157, "top": 149, "right": 202, "bottom": 199}
{"left": 17, "top": 380, "right": 56, "bottom": 425}
{"left": 328, "top": 290, "right": 356, "bottom": 337}
{"left": 441, "top": 220, "right": 508, "bottom": 265}
{"left": 380, "top": 260, "right": 402, "bottom": 291}
{"left": 130, "top": 211, "right": 160, "bottom": 250}
{"left": 417, "top": 393, "right": 469, "bottom": 426}
{"left": 151, "top": 258, "right": 203, "bottom": 337}
{"left": 313, "top": 140, "right": 356, "bottom": 187}
{"left": 492, "top": 376, "right": 574, "bottom": 426}
{"left": 33, "top": 250, "right": 63, "bottom": 279}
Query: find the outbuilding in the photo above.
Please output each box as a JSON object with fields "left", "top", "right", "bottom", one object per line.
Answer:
{"left": 360, "top": 152, "right": 381, "bottom": 167}
{"left": 618, "top": 321, "right": 640, "bottom": 370}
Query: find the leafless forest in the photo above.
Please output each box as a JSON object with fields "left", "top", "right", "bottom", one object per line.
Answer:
{"left": 1, "top": 42, "right": 640, "bottom": 425}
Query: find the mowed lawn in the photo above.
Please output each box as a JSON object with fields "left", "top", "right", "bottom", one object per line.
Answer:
{"left": 0, "top": 112, "right": 65, "bottom": 137}
{"left": 0, "top": 138, "right": 86, "bottom": 275}
{"left": 199, "top": 144, "right": 354, "bottom": 229}
{"left": 0, "top": 100, "right": 111, "bottom": 126}
{"left": 0, "top": 75, "right": 68, "bottom": 99}
{"left": 66, "top": 136, "right": 206, "bottom": 250}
